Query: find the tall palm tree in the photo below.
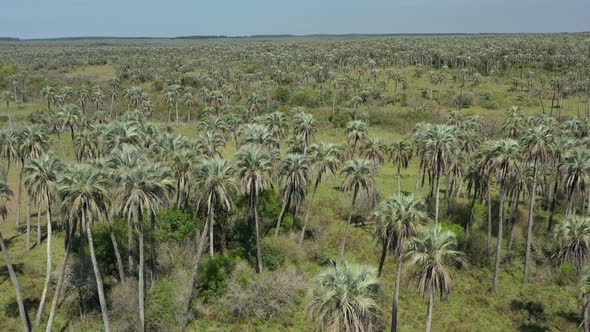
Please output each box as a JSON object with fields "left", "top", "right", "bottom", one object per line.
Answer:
{"left": 169, "top": 149, "right": 197, "bottom": 209}
{"left": 58, "top": 164, "right": 111, "bottom": 331}
{"left": 24, "top": 153, "right": 62, "bottom": 328}
{"left": 554, "top": 216, "right": 590, "bottom": 271}
{"left": 345, "top": 120, "right": 368, "bottom": 158}
{"left": 300, "top": 143, "right": 341, "bottom": 245}
{"left": 361, "top": 136, "right": 387, "bottom": 171}
{"left": 275, "top": 153, "right": 310, "bottom": 237}
{"left": 389, "top": 140, "right": 413, "bottom": 195}
{"left": 108, "top": 76, "right": 120, "bottom": 116}
{"left": 58, "top": 104, "right": 82, "bottom": 141}
{"left": 521, "top": 126, "right": 555, "bottom": 283}
{"left": 372, "top": 195, "right": 428, "bottom": 332}
{"left": 239, "top": 123, "right": 276, "bottom": 149}
{"left": 16, "top": 127, "right": 49, "bottom": 226}
{"left": 560, "top": 148, "right": 590, "bottom": 217}
{"left": 0, "top": 175, "right": 30, "bottom": 331}
{"left": 264, "top": 111, "right": 289, "bottom": 150}
{"left": 237, "top": 146, "right": 273, "bottom": 273}
{"left": 306, "top": 263, "right": 382, "bottom": 332}
{"left": 404, "top": 224, "right": 466, "bottom": 332}
{"left": 480, "top": 139, "right": 521, "bottom": 294}
{"left": 339, "top": 159, "right": 375, "bottom": 263}
{"left": 118, "top": 163, "right": 173, "bottom": 332}
{"left": 182, "top": 89, "right": 196, "bottom": 123}
{"left": 293, "top": 113, "right": 316, "bottom": 155}
{"left": 578, "top": 265, "right": 590, "bottom": 332}
{"left": 421, "top": 124, "right": 457, "bottom": 224}
{"left": 41, "top": 86, "right": 55, "bottom": 111}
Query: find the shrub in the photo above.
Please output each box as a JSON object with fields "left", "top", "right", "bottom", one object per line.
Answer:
{"left": 259, "top": 238, "right": 287, "bottom": 271}
{"left": 198, "top": 253, "right": 239, "bottom": 302}
{"left": 452, "top": 91, "right": 475, "bottom": 108}
{"left": 92, "top": 218, "right": 127, "bottom": 277}
{"left": 156, "top": 208, "right": 196, "bottom": 241}
{"left": 218, "top": 264, "right": 305, "bottom": 320}
{"left": 145, "top": 278, "right": 178, "bottom": 328}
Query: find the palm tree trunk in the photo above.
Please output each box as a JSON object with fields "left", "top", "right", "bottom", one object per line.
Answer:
{"left": 254, "top": 193, "right": 263, "bottom": 273}
{"left": 0, "top": 230, "right": 31, "bottom": 331}
{"left": 137, "top": 206, "right": 145, "bottom": 332}
{"left": 16, "top": 161, "right": 23, "bottom": 226}
{"left": 34, "top": 191, "right": 52, "bottom": 328}
{"left": 150, "top": 210, "right": 157, "bottom": 285}
{"left": 523, "top": 163, "right": 538, "bottom": 283}
{"left": 37, "top": 198, "right": 42, "bottom": 246}
{"left": 583, "top": 294, "right": 590, "bottom": 332}
{"left": 300, "top": 177, "right": 320, "bottom": 245}
{"left": 487, "top": 181, "right": 492, "bottom": 259}
{"left": 425, "top": 287, "right": 434, "bottom": 332}
{"left": 127, "top": 213, "right": 135, "bottom": 275}
{"left": 110, "top": 95, "right": 114, "bottom": 116}
{"left": 377, "top": 235, "right": 390, "bottom": 277}
{"left": 106, "top": 214, "right": 125, "bottom": 282}
{"left": 275, "top": 190, "right": 291, "bottom": 238}
{"left": 490, "top": 187, "right": 505, "bottom": 294}
{"left": 184, "top": 213, "right": 210, "bottom": 324}
{"left": 339, "top": 187, "right": 358, "bottom": 264}
{"left": 548, "top": 174, "right": 560, "bottom": 232}
{"left": 208, "top": 195, "right": 215, "bottom": 257}
{"left": 26, "top": 194, "right": 32, "bottom": 252}
{"left": 84, "top": 208, "right": 111, "bottom": 332}
{"left": 391, "top": 248, "right": 404, "bottom": 332}
{"left": 175, "top": 102, "right": 179, "bottom": 127}
{"left": 434, "top": 170, "right": 441, "bottom": 224}
{"left": 397, "top": 164, "right": 402, "bottom": 195}
{"left": 46, "top": 222, "right": 74, "bottom": 332}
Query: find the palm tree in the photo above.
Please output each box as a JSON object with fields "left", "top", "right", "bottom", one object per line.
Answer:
{"left": 521, "top": 126, "right": 555, "bottom": 283}
{"left": 194, "top": 158, "right": 238, "bottom": 256}
{"left": 169, "top": 149, "right": 197, "bottom": 209}
{"left": 372, "top": 195, "right": 428, "bottom": 332}
{"left": 361, "top": 136, "right": 387, "bottom": 171}
{"left": 41, "top": 86, "right": 55, "bottom": 111}
{"left": 196, "top": 131, "right": 226, "bottom": 159}
{"left": 339, "top": 159, "right": 374, "bottom": 263}
{"left": 345, "top": 120, "right": 368, "bottom": 158}
{"left": 404, "top": 224, "right": 465, "bottom": 332}
{"left": 92, "top": 86, "right": 105, "bottom": 111}
{"left": 306, "top": 263, "right": 382, "bottom": 332}
{"left": 480, "top": 139, "right": 521, "bottom": 294}
{"left": 24, "top": 153, "right": 62, "bottom": 328}
{"left": 182, "top": 89, "right": 196, "bottom": 123}
{"left": 58, "top": 164, "right": 111, "bottom": 331}
{"left": 74, "top": 129, "right": 100, "bottom": 161}
{"left": 578, "top": 265, "right": 590, "bottom": 332}
{"left": 389, "top": 140, "right": 413, "bottom": 195}
{"left": 554, "top": 216, "right": 590, "bottom": 271}
{"left": 275, "top": 153, "right": 310, "bottom": 237}
{"left": 422, "top": 124, "right": 457, "bottom": 224}
{"left": 167, "top": 84, "right": 182, "bottom": 126}
{"left": 108, "top": 76, "right": 120, "bottom": 116}
{"left": 58, "top": 104, "right": 82, "bottom": 141}
{"left": 237, "top": 146, "right": 273, "bottom": 273}
{"left": 560, "top": 148, "right": 590, "bottom": 217}
{"left": 0, "top": 174, "right": 30, "bottom": 331}
{"left": 300, "top": 143, "right": 341, "bottom": 245}
{"left": 293, "top": 112, "right": 316, "bottom": 155}
{"left": 264, "top": 111, "right": 289, "bottom": 149}
{"left": 118, "top": 163, "right": 173, "bottom": 332}
{"left": 16, "top": 127, "right": 49, "bottom": 226}
{"left": 239, "top": 123, "right": 276, "bottom": 149}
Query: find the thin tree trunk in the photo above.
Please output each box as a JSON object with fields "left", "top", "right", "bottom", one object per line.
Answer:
{"left": 548, "top": 174, "right": 559, "bottom": 232}
{"left": 26, "top": 194, "right": 32, "bottom": 252}
{"left": 150, "top": 211, "right": 157, "bottom": 285}
{"left": 487, "top": 181, "right": 492, "bottom": 259}
{"left": 137, "top": 206, "right": 145, "bottom": 332}
{"left": 490, "top": 187, "right": 505, "bottom": 294}
{"left": 425, "top": 288, "right": 434, "bottom": 332}
{"left": 434, "top": 170, "right": 441, "bottom": 224}
{"left": 523, "top": 164, "right": 538, "bottom": 283}
{"left": 107, "top": 214, "right": 125, "bottom": 283}
{"left": 254, "top": 193, "right": 263, "bottom": 273}
{"left": 184, "top": 214, "right": 210, "bottom": 324}
{"left": 275, "top": 191, "right": 291, "bottom": 238}
{"left": 0, "top": 231, "right": 31, "bottom": 331}
{"left": 391, "top": 248, "right": 404, "bottom": 332}
{"left": 175, "top": 102, "right": 179, "bottom": 127}
{"left": 46, "top": 222, "right": 74, "bottom": 332}
{"left": 84, "top": 208, "right": 111, "bottom": 332}
{"left": 127, "top": 213, "right": 134, "bottom": 275}
{"left": 397, "top": 164, "right": 402, "bottom": 195}
{"left": 16, "top": 161, "right": 23, "bottom": 226}
{"left": 339, "top": 187, "right": 358, "bottom": 264}
{"left": 300, "top": 177, "right": 320, "bottom": 245}
{"left": 37, "top": 198, "right": 42, "bottom": 246}
{"left": 208, "top": 195, "right": 215, "bottom": 257}
{"left": 34, "top": 190, "right": 52, "bottom": 328}
{"left": 377, "top": 236, "right": 390, "bottom": 278}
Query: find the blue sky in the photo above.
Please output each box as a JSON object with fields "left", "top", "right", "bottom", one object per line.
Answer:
{"left": 1, "top": 0, "right": 589, "bottom": 39}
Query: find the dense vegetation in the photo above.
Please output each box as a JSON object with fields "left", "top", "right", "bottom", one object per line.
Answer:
{"left": 0, "top": 33, "right": 590, "bottom": 331}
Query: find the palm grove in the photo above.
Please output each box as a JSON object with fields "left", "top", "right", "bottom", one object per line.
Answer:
{"left": 1, "top": 34, "right": 590, "bottom": 331}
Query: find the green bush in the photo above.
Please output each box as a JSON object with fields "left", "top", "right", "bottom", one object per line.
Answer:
{"left": 259, "top": 238, "right": 287, "bottom": 271}
{"left": 92, "top": 218, "right": 128, "bottom": 277}
{"left": 156, "top": 208, "right": 196, "bottom": 241}
{"left": 199, "top": 253, "right": 240, "bottom": 302}
{"left": 145, "top": 278, "right": 177, "bottom": 327}
{"left": 555, "top": 263, "right": 575, "bottom": 286}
